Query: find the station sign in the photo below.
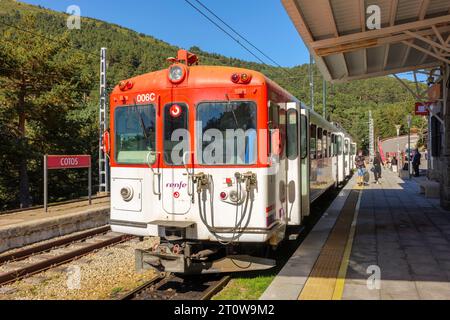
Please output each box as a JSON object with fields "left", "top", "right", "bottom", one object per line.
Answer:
{"left": 44, "top": 155, "right": 92, "bottom": 212}
{"left": 47, "top": 155, "right": 91, "bottom": 170}
{"left": 415, "top": 102, "right": 431, "bottom": 116}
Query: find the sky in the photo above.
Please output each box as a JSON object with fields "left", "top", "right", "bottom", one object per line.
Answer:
{"left": 21, "top": 0, "right": 310, "bottom": 67}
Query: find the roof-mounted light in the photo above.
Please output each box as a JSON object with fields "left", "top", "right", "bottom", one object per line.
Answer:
{"left": 240, "top": 73, "right": 252, "bottom": 84}
{"left": 231, "top": 72, "right": 252, "bottom": 84}
{"left": 168, "top": 64, "right": 186, "bottom": 84}
{"left": 231, "top": 73, "right": 240, "bottom": 83}
{"left": 119, "top": 80, "right": 134, "bottom": 91}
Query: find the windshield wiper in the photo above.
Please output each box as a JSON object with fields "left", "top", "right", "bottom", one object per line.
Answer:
{"left": 133, "top": 99, "right": 149, "bottom": 139}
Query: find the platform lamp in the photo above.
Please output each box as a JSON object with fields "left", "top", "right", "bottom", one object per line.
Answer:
{"left": 395, "top": 124, "right": 402, "bottom": 177}
{"left": 407, "top": 114, "right": 412, "bottom": 180}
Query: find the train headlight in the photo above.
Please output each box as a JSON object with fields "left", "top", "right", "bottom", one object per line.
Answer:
{"left": 120, "top": 186, "right": 134, "bottom": 202}
{"left": 229, "top": 190, "right": 239, "bottom": 203}
{"left": 168, "top": 65, "right": 185, "bottom": 84}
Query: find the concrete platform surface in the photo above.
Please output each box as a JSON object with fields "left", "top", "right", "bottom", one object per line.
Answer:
{"left": 261, "top": 169, "right": 450, "bottom": 300}
{"left": 0, "top": 197, "right": 110, "bottom": 253}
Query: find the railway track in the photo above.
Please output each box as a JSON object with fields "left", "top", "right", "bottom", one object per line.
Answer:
{"left": 119, "top": 274, "right": 231, "bottom": 300}
{"left": 0, "top": 226, "right": 132, "bottom": 286}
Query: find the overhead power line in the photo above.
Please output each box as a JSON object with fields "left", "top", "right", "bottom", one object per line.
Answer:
{"left": 183, "top": 0, "right": 301, "bottom": 80}
{"left": 183, "top": 0, "right": 267, "bottom": 65}
{"left": 192, "top": 0, "right": 285, "bottom": 69}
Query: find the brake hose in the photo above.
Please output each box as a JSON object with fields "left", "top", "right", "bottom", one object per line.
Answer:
{"left": 197, "top": 174, "right": 253, "bottom": 244}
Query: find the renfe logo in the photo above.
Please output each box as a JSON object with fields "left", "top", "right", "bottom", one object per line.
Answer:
{"left": 166, "top": 181, "right": 187, "bottom": 190}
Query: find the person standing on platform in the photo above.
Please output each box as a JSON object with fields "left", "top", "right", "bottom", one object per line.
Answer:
{"left": 391, "top": 155, "right": 398, "bottom": 173}
{"left": 355, "top": 150, "right": 366, "bottom": 187}
{"left": 372, "top": 152, "right": 384, "bottom": 184}
{"left": 412, "top": 148, "right": 421, "bottom": 177}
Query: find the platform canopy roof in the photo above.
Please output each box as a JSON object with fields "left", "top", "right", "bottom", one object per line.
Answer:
{"left": 282, "top": 0, "right": 450, "bottom": 83}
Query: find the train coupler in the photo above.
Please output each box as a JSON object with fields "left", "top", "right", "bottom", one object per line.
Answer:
{"left": 135, "top": 247, "right": 276, "bottom": 275}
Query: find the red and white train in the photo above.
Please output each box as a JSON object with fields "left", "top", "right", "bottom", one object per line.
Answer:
{"left": 103, "top": 50, "right": 355, "bottom": 274}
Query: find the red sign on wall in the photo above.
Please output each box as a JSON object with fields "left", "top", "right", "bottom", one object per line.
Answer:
{"left": 415, "top": 102, "right": 431, "bottom": 116}
{"left": 47, "top": 155, "right": 91, "bottom": 170}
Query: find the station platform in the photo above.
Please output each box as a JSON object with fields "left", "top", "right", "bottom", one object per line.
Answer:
{"left": 0, "top": 197, "right": 110, "bottom": 254}
{"left": 261, "top": 169, "right": 450, "bottom": 300}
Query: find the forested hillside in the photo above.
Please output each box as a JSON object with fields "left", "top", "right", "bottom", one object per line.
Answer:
{"left": 0, "top": 0, "right": 425, "bottom": 210}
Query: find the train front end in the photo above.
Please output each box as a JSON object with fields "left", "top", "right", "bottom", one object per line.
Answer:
{"left": 105, "top": 50, "right": 286, "bottom": 274}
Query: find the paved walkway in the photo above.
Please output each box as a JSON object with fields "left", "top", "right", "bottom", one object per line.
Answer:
{"left": 343, "top": 170, "right": 450, "bottom": 299}
{"left": 261, "top": 169, "right": 450, "bottom": 300}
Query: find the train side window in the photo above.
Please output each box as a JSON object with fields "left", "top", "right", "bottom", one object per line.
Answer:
{"left": 323, "top": 130, "right": 328, "bottom": 158}
{"left": 351, "top": 144, "right": 356, "bottom": 156}
{"left": 344, "top": 140, "right": 349, "bottom": 155}
{"left": 310, "top": 124, "right": 317, "bottom": 160}
{"left": 269, "top": 102, "right": 279, "bottom": 128}
{"left": 334, "top": 135, "right": 338, "bottom": 156}
{"left": 268, "top": 102, "right": 280, "bottom": 156}
{"left": 279, "top": 108, "right": 286, "bottom": 160}
{"left": 286, "top": 109, "right": 298, "bottom": 160}
{"left": 300, "top": 115, "right": 307, "bottom": 159}
{"left": 328, "top": 132, "right": 332, "bottom": 157}
{"left": 317, "top": 128, "right": 323, "bottom": 159}
{"left": 331, "top": 134, "right": 335, "bottom": 156}
{"left": 337, "top": 135, "right": 343, "bottom": 155}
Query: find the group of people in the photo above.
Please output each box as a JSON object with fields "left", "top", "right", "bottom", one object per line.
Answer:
{"left": 354, "top": 151, "right": 382, "bottom": 186}
{"left": 354, "top": 148, "right": 422, "bottom": 187}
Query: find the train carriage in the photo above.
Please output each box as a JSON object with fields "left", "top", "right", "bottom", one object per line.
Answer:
{"left": 103, "top": 50, "right": 354, "bottom": 274}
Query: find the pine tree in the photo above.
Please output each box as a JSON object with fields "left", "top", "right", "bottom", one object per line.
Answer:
{"left": 0, "top": 13, "right": 94, "bottom": 208}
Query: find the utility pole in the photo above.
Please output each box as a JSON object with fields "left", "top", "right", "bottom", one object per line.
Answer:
{"left": 407, "top": 114, "right": 412, "bottom": 179}
{"left": 309, "top": 54, "right": 314, "bottom": 110}
{"left": 395, "top": 124, "right": 401, "bottom": 176}
{"left": 369, "top": 110, "right": 374, "bottom": 161}
{"left": 323, "top": 78, "right": 327, "bottom": 119}
{"left": 99, "top": 47, "right": 109, "bottom": 193}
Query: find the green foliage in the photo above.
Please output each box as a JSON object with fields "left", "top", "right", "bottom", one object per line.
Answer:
{"left": 0, "top": 0, "right": 426, "bottom": 210}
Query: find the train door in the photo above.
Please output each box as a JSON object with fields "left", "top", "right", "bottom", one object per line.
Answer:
{"left": 337, "top": 133, "right": 344, "bottom": 183}
{"left": 300, "top": 109, "right": 310, "bottom": 216}
{"left": 344, "top": 138, "right": 350, "bottom": 177}
{"left": 286, "top": 103, "right": 301, "bottom": 225}
{"left": 278, "top": 105, "right": 288, "bottom": 227}
{"left": 330, "top": 132, "right": 338, "bottom": 187}
{"left": 161, "top": 102, "right": 192, "bottom": 215}
{"left": 351, "top": 143, "right": 357, "bottom": 170}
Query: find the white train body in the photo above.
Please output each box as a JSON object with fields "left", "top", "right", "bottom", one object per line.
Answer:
{"left": 106, "top": 52, "right": 355, "bottom": 273}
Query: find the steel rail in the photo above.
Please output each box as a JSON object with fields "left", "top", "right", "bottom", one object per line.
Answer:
{"left": 0, "top": 233, "right": 132, "bottom": 286}
{"left": 118, "top": 274, "right": 166, "bottom": 300}
{"left": 0, "top": 226, "right": 110, "bottom": 264}
{"left": 119, "top": 274, "right": 230, "bottom": 300}
{"left": 200, "top": 275, "right": 231, "bottom": 300}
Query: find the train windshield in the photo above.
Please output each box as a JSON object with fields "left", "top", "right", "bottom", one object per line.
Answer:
{"left": 114, "top": 105, "right": 156, "bottom": 164}
{"left": 197, "top": 101, "right": 257, "bottom": 165}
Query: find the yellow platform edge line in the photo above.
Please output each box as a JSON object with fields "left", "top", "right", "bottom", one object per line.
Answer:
{"left": 331, "top": 188, "right": 363, "bottom": 300}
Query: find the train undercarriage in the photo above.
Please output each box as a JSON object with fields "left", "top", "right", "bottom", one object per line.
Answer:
{"left": 135, "top": 224, "right": 287, "bottom": 274}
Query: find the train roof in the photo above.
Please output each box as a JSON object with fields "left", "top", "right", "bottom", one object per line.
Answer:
{"left": 111, "top": 65, "right": 279, "bottom": 94}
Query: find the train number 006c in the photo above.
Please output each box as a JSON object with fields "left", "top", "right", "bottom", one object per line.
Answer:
{"left": 136, "top": 93, "right": 156, "bottom": 103}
